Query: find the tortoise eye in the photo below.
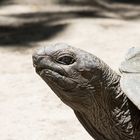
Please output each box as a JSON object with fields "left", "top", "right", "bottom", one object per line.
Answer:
{"left": 56, "top": 55, "right": 75, "bottom": 65}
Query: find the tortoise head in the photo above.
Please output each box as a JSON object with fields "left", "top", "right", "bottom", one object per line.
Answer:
{"left": 32, "top": 43, "right": 102, "bottom": 111}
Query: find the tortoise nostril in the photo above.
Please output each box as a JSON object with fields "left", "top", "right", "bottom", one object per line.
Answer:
{"left": 32, "top": 55, "right": 45, "bottom": 66}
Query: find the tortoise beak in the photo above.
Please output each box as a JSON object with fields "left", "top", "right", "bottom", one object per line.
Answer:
{"left": 32, "top": 46, "right": 47, "bottom": 66}
{"left": 32, "top": 52, "right": 46, "bottom": 75}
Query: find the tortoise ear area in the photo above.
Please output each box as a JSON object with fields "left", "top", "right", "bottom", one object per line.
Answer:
{"left": 80, "top": 71, "right": 93, "bottom": 80}
{"left": 80, "top": 67, "right": 102, "bottom": 82}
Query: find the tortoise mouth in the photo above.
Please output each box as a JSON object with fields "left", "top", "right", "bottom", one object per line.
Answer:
{"left": 35, "top": 66, "right": 46, "bottom": 75}
{"left": 34, "top": 65, "right": 68, "bottom": 77}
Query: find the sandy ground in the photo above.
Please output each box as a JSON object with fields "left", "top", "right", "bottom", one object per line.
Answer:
{"left": 0, "top": 4, "right": 140, "bottom": 140}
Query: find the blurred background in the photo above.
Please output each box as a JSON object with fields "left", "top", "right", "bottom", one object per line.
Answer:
{"left": 0, "top": 1, "right": 140, "bottom": 140}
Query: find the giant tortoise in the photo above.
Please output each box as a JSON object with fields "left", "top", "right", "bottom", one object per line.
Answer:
{"left": 32, "top": 43, "right": 140, "bottom": 140}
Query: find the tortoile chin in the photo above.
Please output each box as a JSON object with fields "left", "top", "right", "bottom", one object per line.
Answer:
{"left": 32, "top": 43, "right": 140, "bottom": 140}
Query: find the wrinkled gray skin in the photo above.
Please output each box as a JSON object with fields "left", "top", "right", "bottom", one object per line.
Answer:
{"left": 32, "top": 44, "right": 140, "bottom": 140}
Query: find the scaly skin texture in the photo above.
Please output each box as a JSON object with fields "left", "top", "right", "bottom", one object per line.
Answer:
{"left": 32, "top": 43, "right": 140, "bottom": 140}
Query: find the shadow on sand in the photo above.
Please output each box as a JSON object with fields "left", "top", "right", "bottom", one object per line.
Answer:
{"left": 0, "top": 21, "right": 68, "bottom": 46}
{"left": 0, "top": 10, "right": 106, "bottom": 47}
{"left": 0, "top": 0, "right": 140, "bottom": 47}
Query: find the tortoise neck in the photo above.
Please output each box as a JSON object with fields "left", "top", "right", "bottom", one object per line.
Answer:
{"left": 101, "top": 64, "right": 129, "bottom": 114}
{"left": 101, "top": 63, "right": 120, "bottom": 89}
{"left": 100, "top": 64, "right": 135, "bottom": 139}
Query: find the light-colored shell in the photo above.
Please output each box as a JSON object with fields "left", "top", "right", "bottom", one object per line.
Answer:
{"left": 120, "top": 47, "right": 140, "bottom": 110}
